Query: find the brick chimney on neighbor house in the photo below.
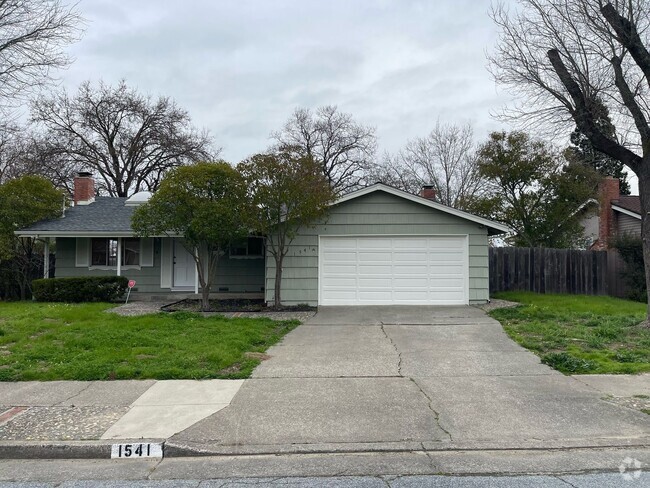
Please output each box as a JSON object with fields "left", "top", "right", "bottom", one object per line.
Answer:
{"left": 420, "top": 185, "right": 436, "bottom": 201}
{"left": 73, "top": 172, "right": 95, "bottom": 206}
{"left": 593, "top": 176, "right": 620, "bottom": 251}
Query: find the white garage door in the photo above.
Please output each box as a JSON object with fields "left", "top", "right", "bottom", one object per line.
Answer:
{"left": 319, "top": 236, "right": 468, "bottom": 305}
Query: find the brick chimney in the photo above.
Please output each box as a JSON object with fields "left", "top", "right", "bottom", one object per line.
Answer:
{"left": 593, "top": 177, "right": 620, "bottom": 250}
{"left": 73, "top": 172, "right": 95, "bottom": 206}
{"left": 420, "top": 185, "right": 436, "bottom": 201}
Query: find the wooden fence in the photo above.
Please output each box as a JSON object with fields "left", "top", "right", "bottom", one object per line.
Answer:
{"left": 489, "top": 247, "right": 627, "bottom": 298}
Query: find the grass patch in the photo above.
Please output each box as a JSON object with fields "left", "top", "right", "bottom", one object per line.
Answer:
{"left": 489, "top": 292, "right": 650, "bottom": 375}
{"left": 0, "top": 302, "right": 299, "bottom": 381}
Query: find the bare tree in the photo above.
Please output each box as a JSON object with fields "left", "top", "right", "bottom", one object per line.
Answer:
{"left": 272, "top": 106, "right": 377, "bottom": 194}
{"left": 0, "top": 0, "right": 82, "bottom": 111}
{"left": 0, "top": 125, "right": 77, "bottom": 192}
{"left": 375, "top": 122, "right": 484, "bottom": 209}
{"left": 489, "top": 0, "right": 650, "bottom": 318}
{"left": 0, "top": 123, "right": 23, "bottom": 183}
{"left": 31, "top": 80, "right": 215, "bottom": 197}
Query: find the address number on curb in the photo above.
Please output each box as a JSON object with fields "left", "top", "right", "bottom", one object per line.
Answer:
{"left": 111, "top": 443, "right": 163, "bottom": 459}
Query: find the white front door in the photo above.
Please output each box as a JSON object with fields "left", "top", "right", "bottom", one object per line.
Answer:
{"left": 319, "top": 236, "right": 468, "bottom": 305}
{"left": 173, "top": 240, "right": 196, "bottom": 288}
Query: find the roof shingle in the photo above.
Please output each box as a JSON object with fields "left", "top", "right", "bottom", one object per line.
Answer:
{"left": 19, "top": 197, "right": 134, "bottom": 234}
{"left": 613, "top": 196, "right": 641, "bottom": 215}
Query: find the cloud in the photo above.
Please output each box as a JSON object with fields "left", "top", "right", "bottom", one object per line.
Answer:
{"left": 58, "top": 0, "right": 513, "bottom": 162}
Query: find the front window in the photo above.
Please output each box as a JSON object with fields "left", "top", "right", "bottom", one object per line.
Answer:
{"left": 230, "top": 236, "right": 264, "bottom": 258}
{"left": 91, "top": 238, "right": 140, "bottom": 266}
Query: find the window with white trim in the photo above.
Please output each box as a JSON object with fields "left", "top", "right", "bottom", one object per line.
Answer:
{"left": 91, "top": 238, "right": 140, "bottom": 266}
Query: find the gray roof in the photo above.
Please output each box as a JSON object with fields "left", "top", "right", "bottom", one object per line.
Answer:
{"left": 18, "top": 197, "right": 135, "bottom": 236}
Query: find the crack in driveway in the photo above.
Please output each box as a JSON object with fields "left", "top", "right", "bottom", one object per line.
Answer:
{"left": 380, "top": 323, "right": 402, "bottom": 377}
{"left": 381, "top": 322, "right": 453, "bottom": 442}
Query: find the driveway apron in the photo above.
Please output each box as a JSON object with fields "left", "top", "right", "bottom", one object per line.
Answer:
{"left": 170, "top": 306, "right": 650, "bottom": 452}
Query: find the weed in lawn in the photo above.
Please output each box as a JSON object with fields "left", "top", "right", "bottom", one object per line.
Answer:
{"left": 634, "top": 394, "right": 650, "bottom": 399}
{"left": 614, "top": 351, "right": 645, "bottom": 363}
{"left": 586, "top": 337, "right": 606, "bottom": 349}
{"left": 594, "top": 325, "right": 624, "bottom": 340}
{"left": 542, "top": 352, "right": 595, "bottom": 374}
{"left": 642, "top": 409, "right": 650, "bottom": 415}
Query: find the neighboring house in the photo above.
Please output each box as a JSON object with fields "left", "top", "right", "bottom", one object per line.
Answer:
{"left": 17, "top": 175, "right": 509, "bottom": 306}
{"left": 581, "top": 177, "right": 641, "bottom": 250}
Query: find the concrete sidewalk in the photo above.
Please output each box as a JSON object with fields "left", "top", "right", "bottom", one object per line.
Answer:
{"left": 0, "top": 379, "right": 243, "bottom": 445}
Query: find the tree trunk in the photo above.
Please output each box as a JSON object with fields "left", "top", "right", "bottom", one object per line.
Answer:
{"left": 273, "top": 254, "right": 284, "bottom": 308}
{"left": 639, "top": 159, "right": 650, "bottom": 323}
{"left": 201, "top": 285, "right": 210, "bottom": 312}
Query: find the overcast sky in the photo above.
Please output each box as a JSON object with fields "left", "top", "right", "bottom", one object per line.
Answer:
{"left": 55, "top": 0, "right": 516, "bottom": 164}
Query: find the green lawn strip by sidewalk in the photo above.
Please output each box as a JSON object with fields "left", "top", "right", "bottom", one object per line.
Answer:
{"left": 489, "top": 292, "right": 650, "bottom": 375}
{"left": 0, "top": 302, "right": 299, "bottom": 381}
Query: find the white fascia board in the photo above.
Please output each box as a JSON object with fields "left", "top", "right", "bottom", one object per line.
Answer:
{"left": 333, "top": 184, "right": 512, "bottom": 234}
{"left": 612, "top": 205, "right": 642, "bottom": 220}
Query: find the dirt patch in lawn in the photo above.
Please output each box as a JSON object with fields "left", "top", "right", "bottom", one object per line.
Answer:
{"left": 162, "top": 299, "right": 316, "bottom": 313}
{"left": 476, "top": 299, "right": 520, "bottom": 312}
{"left": 244, "top": 351, "right": 271, "bottom": 361}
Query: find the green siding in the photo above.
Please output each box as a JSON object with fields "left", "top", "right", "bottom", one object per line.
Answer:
{"left": 265, "top": 190, "right": 490, "bottom": 306}
{"left": 55, "top": 237, "right": 264, "bottom": 294}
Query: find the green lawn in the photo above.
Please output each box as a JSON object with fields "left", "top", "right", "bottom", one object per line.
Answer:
{"left": 0, "top": 302, "right": 299, "bottom": 381}
{"left": 490, "top": 292, "right": 650, "bottom": 374}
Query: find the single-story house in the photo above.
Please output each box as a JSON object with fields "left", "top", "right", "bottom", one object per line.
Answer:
{"left": 581, "top": 176, "right": 641, "bottom": 250}
{"left": 17, "top": 174, "right": 510, "bottom": 306}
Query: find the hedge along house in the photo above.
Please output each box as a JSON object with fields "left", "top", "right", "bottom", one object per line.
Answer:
{"left": 17, "top": 175, "right": 509, "bottom": 305}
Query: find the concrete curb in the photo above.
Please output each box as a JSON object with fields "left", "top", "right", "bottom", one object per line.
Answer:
{"left": 0, "top": 439, "right": 165, "bottom": 460}
{"left": 3, "top": 436, "right": 648, "bottom": 460}
{"left": 165, "top": 437, "right": 650, "bottom": 457}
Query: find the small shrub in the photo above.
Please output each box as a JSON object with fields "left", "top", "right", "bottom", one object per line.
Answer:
{"left": 542, "top": 352, "right": 595, "bottom": 373}
{"left": 32, "top": 276, "right": 128, "bottom": 303}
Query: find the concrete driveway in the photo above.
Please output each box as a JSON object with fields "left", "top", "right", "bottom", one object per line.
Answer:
{"left": 169, "top": 306, "right": 650, "bottom": 454}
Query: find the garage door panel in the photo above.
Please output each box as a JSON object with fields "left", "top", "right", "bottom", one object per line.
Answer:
{"left": 323, "top": 265, "right": 358, "bottom": 274}
{"left": 393, "top": 252, "right": 428, "bottom": 262}
{"left": 393, "top": 277, "right": 429, "bottom": 287}
{"left": 357, "top": 291, "right": 394, "bottom": 301}
{"left": 358, "top": 278, "right": 392, "bottom": 287}
{"left": 319, "top": 236, "right": 468, "bottom": 305}
{"left": 322, "top": 252, "right": 357, "bottom": 262}
{"left": 363, "top": 238, "right": 393, "bottom": 248}
{"left": 358, "top": 251, "right": 392, "bottom": 261}
{"left": 392, "top": 265, "right": 430, "bottom": 275}
{"left": 392, "top": 291, "right": 430, "bottom": 301}
{"left": 358, "top": 265, "right": 393, "bottom": 275}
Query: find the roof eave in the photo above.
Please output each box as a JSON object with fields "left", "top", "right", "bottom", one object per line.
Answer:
{"left": 611, "top": 204, "right": 641, "bottom": 220}
{"left": 14, "top": 230, "right": 179, "bottom": 238}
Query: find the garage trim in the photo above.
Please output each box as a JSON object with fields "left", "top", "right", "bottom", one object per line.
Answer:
{"left": 317, "top": 234, "right": 470, "bottom": 306}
